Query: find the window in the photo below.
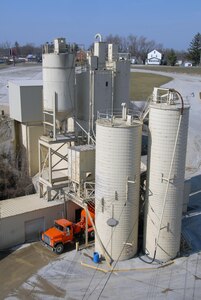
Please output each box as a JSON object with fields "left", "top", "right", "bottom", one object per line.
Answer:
{"left": 65, "top": 226, "right": 71, "bottom": 236}
{"left": 55, "top": 223, "right": 64, "bottom": 231}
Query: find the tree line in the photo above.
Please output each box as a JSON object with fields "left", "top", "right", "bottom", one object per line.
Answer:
{"left": 0, "top": 32, "right": 200, "bottom": 66}
{"left": 104, "top": 32, "right": 201, "bottom": 66}
{"left": 0, "top": 41, "right": 42, "bottom": 57}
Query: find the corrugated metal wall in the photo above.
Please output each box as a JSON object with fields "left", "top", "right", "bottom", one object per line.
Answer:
{"left": 0, "top": 204, "right": 64, "bottom": 250}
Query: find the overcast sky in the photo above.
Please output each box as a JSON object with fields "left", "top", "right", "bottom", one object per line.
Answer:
{"left": 0, "top": 0, "right": 201, "bottom": 50}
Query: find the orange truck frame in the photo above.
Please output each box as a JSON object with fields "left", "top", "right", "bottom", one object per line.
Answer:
{"left": 41, "top": 209, "right": 95, "bottom": 254}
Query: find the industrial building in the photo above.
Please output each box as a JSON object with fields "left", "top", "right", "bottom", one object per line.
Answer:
{"left": 0, "top": 35, "right": 190, "bottom": 266}
{"left": 0, "top": 195, "right": 64, "bottom": 249}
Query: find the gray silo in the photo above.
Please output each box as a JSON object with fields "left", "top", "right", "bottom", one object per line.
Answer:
{"left": 143, "top": 88, "right": 190, "bottom": 262}
{"left": 95, "top": 112, "right": 142, "bottom": 261}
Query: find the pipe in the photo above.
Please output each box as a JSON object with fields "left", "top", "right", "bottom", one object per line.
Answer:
{"left": 153, "top": 113, "right": 183, "bottom": 262}
{"left": 91, "top": 70, "right": 96, "bottom": 139}
{"left": 169, "top": 89, "right": 184, "bottom": 115}
{"left": 74, "top": 119, "right": 96, "bottom": 144}
{"left": 84, "top": 204, "right": 113, "bottom": 267}
{"left": 94, "top": 33, "right": 103, "bottom": 42}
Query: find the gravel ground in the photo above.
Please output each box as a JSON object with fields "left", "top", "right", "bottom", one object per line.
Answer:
{"left": 1, "top": 241, "right": 201, "bottom": 300}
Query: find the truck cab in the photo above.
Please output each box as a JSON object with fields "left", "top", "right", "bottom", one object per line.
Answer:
{"left": 42, "top": 219, "right": 74, "bottom": 254}
{"left": 42, "top": 208, "right": 95, "bottom": 254}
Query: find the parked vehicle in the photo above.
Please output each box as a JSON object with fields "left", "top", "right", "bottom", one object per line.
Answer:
{"left": 42, "top": 208, "right": 95, "bottom": 254}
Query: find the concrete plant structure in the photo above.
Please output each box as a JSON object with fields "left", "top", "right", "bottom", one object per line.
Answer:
{"left": 2, "top": 54, "right": 201, "bottom": 298}
{"left": 76, "top": 37, "right": 131, "bottom": 137}
{"left": 9, "top": 80, "right": 43, "bottom": 176}
{"left": 2, "top": 35, "right": 192, "bottom": 268}
{"left": 143, "top": 88, "right": 190, "bottom": 262}
{"left": 43, "top": 38, "right": 75, "bottom": 137}
{"left": 95, "top": 110, "right": 142, "bottom": 261}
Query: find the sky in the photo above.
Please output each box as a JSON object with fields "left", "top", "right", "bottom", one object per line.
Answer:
{"left": 0, "top": 0, "right": 201, "bottom": 51}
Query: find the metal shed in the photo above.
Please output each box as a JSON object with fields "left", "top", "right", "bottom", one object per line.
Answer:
{"left": 0, "top": 194, "right": 65, "bottom": 250}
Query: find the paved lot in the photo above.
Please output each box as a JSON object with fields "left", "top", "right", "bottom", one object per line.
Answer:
{"left": 1, "top": 241, "right": 201, "bottom": 300}
{"left": 0, "top": 243, "right": 56, "bottom": 299}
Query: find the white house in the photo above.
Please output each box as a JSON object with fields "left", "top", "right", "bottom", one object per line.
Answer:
{"left": 184, "top": 61, "right": 192, "bottom": 67}
{"left": 146, "top": 49, "right": 162, "bottom": 65}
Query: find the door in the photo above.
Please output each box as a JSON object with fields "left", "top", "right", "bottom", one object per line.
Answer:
{"left": 75, "top": 208, "right": 82, "bottom": 222}
{"left": 25, "top": 217, "right": 44, "bottom": 242}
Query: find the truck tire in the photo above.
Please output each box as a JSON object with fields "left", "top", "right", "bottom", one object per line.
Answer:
{"left": 89, "top": 230, "right": 95, "bottom": 240}
{"left": 55, "top": 243, "right": 64, "bottom": 254}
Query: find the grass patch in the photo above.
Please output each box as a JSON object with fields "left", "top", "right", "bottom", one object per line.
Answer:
{"left": 0, "top": 63, "right": 9, "bottom": 70}
{"left": 0, "top": 62, "right": 40, "bottom": 70}
{"left": 130, "top": 72, "right": 173, "bottom": 100}
{"left": 132, "top": 65, "right": 201, "bottom": 76}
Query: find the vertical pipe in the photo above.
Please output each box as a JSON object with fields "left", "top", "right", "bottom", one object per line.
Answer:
{"left": 88, "top": 70, "right": 92, "bottom": 142}
{"left": 38, "top": 141, "right": 42, "bottom": 198}
{"left": 91, "top": 70, "right": 95, "bottom": 137}
{"left": 49, "top": 146, "right": 52, "bottom": 184}
{"left": 53, "top": 92, "right": 56, "bottom": 139}
{"left": 85, "top": 208, "right": 88, "bottom": 246}
{"left": 111, "top": 69, "right": 114, "bottom": 114}
{"left": 154, "top": 114, "right": 183, "bottom": 258}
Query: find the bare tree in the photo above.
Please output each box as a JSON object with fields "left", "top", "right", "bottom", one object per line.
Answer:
{"left": 0, "top": 41, "right": 11, "bottom": 56}
{"left": 127, "top": 34, "right": 138, "bottom": 56}
{"left": 105, "top": 34, "right": 125, "bottom": 51}
{"left": 136, "top": 36, "right": 161, "bottom": 64}
{"left": 105, "top": 34, "right": 163, "bottom": 64}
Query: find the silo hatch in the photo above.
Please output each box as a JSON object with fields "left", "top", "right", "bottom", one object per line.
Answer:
{"left": 107, "top": 218, "right": 118, "bottom": 227}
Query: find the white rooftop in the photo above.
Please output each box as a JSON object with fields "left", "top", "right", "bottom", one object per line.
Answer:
{"left": 9, "top": 80, "right": 43, "bottom": 86}
{"left": 0, "top": 194, "right": 63, "bottom": 218}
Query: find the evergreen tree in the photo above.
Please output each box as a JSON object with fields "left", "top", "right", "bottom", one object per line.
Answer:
{"left": 167, "top": 49, "right": 177, "bottom": 66}
{"left": 188, "top": 32, "right": 201, "bottom": 66}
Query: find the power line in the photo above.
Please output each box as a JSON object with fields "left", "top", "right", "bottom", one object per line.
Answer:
{"left": 82, "top": 198, "right": 128, "bottom": 299}
{"left": 96, "top": 208, "right": 140, "bottom": 300}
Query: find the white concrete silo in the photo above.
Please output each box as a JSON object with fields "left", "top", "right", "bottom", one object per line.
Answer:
{"left": 43, "top": 38, "right": 75, "bottom": 133}
{"left": 144, "top": 88, "right": 190, "bottom": 262}
{"left": 95, "top": 113, "right": 142, "bottom": 261}
{"left": 39, "top": 38, "right": 75, "bottom": 201}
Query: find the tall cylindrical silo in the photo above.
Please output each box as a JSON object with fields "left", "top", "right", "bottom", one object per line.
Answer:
{"left": 144, "top": 98, "right": 190, "bottom": 262}
{"left": 95, "top": 116, "right": 142, "bottom": 261}
{"left": 43, "top": 51, "right": 75, "bottom": 120}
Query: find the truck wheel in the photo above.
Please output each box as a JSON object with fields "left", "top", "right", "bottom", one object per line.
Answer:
{"left": 55, "top": 243, "right": 64, "bottom": 254}
{"left": 89, "top": 230, "right": 95, "bottom": 240}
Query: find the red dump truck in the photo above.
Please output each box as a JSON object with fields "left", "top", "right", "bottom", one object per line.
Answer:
{"left": 42, "top": 209, "right": 95, "bottom": 254}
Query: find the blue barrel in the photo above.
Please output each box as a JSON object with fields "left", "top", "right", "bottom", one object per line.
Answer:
{"left": 93, "top": 252, "right": 100, "bottom": 263}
